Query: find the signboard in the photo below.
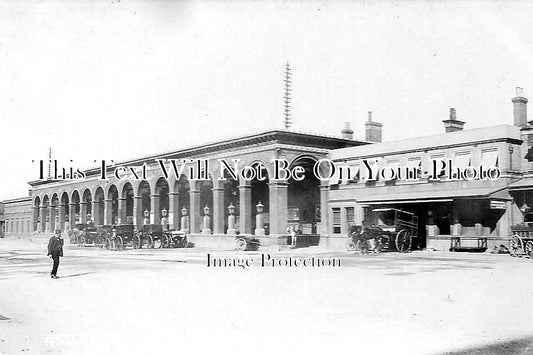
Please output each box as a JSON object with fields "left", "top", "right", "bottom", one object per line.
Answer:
{"left": 490, "top": 200, "right": 507, "bottom": 210}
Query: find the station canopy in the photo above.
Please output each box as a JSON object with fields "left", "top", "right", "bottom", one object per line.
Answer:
{"left": 351, "top": 184, "right": 509, "bottom": 205}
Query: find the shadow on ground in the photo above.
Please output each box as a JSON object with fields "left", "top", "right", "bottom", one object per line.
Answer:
{"left": 441, "top": 336, "right": 533, "bottom": 355}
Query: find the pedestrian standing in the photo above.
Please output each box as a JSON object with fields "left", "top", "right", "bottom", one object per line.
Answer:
{"left": 47, "top": 230, "right": 64, "bottom": 279}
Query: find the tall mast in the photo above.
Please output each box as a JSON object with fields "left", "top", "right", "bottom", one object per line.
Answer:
{"left": 48, "top": 147, "right": 52, "bottom": 179}
{"left": 283, "top": 61, "right": 292, "bottom": 130}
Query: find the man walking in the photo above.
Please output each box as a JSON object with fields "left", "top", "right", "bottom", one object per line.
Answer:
{"left": 47, "top": 229, "right": 64, "bottom": 279}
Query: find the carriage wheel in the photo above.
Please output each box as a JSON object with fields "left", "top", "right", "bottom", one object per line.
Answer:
{"left": 346, "top": 239, "right": 357, "bottom": 251}
{"left": 395, "top": 229, "right": 412, "bottom": 253}
{"left": 525, "top": 240, "right": 533, "bottom": 258}
{"left": 162, "top": 235, "right": 170, "bottom": 249}
{"left": 115, "top": 236, "right": 123, "bottom": 250}
{"left": 510, "top": 235, "right": 524, "bottom": 257}
{"left": 236, "top": 238, "right": 247, "bottom": 251}
{"left": 133, "top": 235, "right": 140, "bottom": 250}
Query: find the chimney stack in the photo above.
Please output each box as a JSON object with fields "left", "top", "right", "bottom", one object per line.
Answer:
{"left": 341, "top": 122, "right": 354, "bottom": 140}
{"left": 442, "top": 108, "right": 465, "bottom": 133}
{"left": 365, "top": 111, "right": 382, "bottom": 143}
{"left": 512, "top": 87, "right": 528, "bottom": 127}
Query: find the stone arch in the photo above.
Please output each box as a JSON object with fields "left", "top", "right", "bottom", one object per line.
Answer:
{"left": 173, "top": 176, "right": 190, "bottom": 230}
{"left": 138, "top": 180, "right": 151, "bottom": 226}
{"left": 287, "top": 155, "right": 321, "bottom": 239}
{"left": 153, "top": 177, "right": 169, "bottom": 225}
{"left": 121, "top": 182, "right": 135, "bottom": 224}
{"left": 71, "top": 190, "right": 81, "bottom": 225}
{"left": 107, "top": 184, "right": 119, "bottom": 225}
{"left": 249, "top": 161, "right": 270, "bottom": 235}
{"left": 198, "top": 174, "right": 214, "bottom": 233}
{"left": 81, "top": 188, "right": 92, "bottom": 223}
{"left": 93, "top": 186, "right": 105, "bottom": 225}
{"left": 50, "top": 193, "right": 59, "bottom": 232}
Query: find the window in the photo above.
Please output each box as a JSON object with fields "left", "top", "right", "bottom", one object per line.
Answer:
{"left": 481, "top": 149, "right": 499, "bottom": 168}
{"left": 346, "top": 207, "right": 355, "bottom": 224}
{"left": 430, "top": 154, "right": 447, "bottom": 178}
{"left": 332, "top": 208, "right": 341, "bottom": 234}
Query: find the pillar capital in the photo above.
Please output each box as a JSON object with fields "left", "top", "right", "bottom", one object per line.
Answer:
{"left": 268, "top": 181, "right": 289, "bottom": 187}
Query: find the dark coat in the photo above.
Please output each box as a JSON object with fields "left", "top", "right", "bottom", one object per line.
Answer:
{"left": 47, "top": 236, "right": 64, "bottom": 257}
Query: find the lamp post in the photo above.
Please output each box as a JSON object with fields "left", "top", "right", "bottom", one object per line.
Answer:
{"left": 255, "top": 201, "right": 265, "bottom": 236}
{"left": 202, "top": 205, "right": 211, "bottom": 234}
{"left": 161, "top": 208, "right": 169, "bottom": 230}
{"left": 180, "top": 206, "right": 189, "bottom": 233}
{"left": 227, "top": 202, "right": 236, "bottom": 235}
{"left": 143, "top": 209, "right": 150, "bottom": 226}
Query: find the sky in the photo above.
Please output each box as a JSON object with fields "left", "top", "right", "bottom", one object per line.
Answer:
{"left": 1, "top": 0, "right": 533, "bottom": 200}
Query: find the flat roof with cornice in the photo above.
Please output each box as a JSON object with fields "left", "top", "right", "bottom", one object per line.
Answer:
{"left": 330, "top": 124, "right": 522, "bottom": 161}
{"left": 28, "top": 129, "right": 367, "bottom": 187}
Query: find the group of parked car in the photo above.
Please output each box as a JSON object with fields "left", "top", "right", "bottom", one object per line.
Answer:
{"left": 68, "top": 223, "right": 188, "bottom": 250}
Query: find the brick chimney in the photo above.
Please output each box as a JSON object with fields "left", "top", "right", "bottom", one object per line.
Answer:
{"left": 512, "top": 87, "right": 528, "bottom": 127}
{"left": 365, "top": 111, "right": 382, "bottom": 143}
{"left": 442, "top": 108, "right": 465, "bottom": 133}
{"left": 341, "top": 122, "right": 354, "bottom": 140}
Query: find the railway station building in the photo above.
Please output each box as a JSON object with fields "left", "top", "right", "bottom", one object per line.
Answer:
{"left": 4, "top": 88, "right": 533, "bottom": 251}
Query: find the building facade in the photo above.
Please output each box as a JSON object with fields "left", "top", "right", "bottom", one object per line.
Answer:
{"left": 4, "top": 89, "right": 533, "bottom": 251}
{"left": 26, "top": 130, "right": 363, "bottom": 248}
{"left": 3, "top": 197, "right": 32, "bottom": 238}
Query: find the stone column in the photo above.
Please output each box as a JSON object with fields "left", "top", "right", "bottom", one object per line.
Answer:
{"left": 117, "top": 198, "right": 126, "bottom": 225}
{"left": 93, "top": 201, "right": 101, "bottom": 225}
{"left": 80, "top": 202, "right": 88, "bottom": 224}
{"left": 189, "top": 187, "right": 201, "bottom": 233}
{"left": 150, "top": 194, "right": 160, "bottom": 225}
{"left": 104, "top": 199, "right": 113, "bottom": 225}
{"left": 49, "top": 205, "right": 55, "bottom": 232}
{"left": 319, "top": 184, "right": 330, "bottom": 235}
{"left": 69, "top": 203, "right": 77, "bottom": 229}
{"left": 239, "top": 183, "right": 252, "bottom": 234}
{"left": 212, "top": 187, "right": 225, "bottom": 234}
{"left": 32, "top": 207, "right": 39, "bottom": 233}
{"left": 268, "top": 182, "right": 288, "bottom": 235}
{"left": 168, "top": 192, "right": 180, "bottom": 230}
{"left": 133, "top": 196, "right": 143, "bottom": 230}
{"left": 59, "top": 204, "right": 67, "bottom": 231}
{"left": 40, "top": 206, "right": 47, "bottom": 232}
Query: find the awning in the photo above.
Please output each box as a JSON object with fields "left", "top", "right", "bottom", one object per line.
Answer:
{"left": 348, "top": 184, "right": 509, "bottom": 205}
{"left": 508, "top": 178, "right": 533, "bottom": 190}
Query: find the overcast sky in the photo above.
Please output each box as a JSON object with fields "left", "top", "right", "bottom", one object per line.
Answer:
{"left": 1, "top": 0, "right": 533, "bottom": 200}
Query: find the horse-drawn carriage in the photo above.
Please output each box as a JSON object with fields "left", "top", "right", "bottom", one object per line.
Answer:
{"left": 510, "top": 224, "right": 533, "bottom": 258}
{"left": 69, "top": 223, "right": 102, "bottom": 247}
{"left": 347, "top": 208, "right": 418, "bottom": 253}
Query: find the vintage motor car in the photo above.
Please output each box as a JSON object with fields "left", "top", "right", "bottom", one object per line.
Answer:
{"left": 346, "top": 208, "right": 419, "bottom": 253}
{"left": 167, "top": 230, "right": 188, "bottom": 248}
